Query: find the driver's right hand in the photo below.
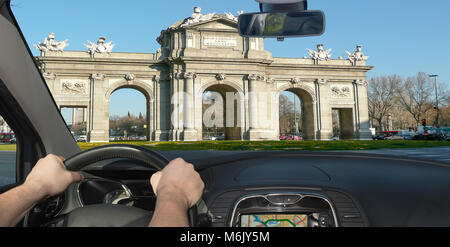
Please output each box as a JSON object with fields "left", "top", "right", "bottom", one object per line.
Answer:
{"left": 150, "top": 158, "right": 204, "bottom": 208}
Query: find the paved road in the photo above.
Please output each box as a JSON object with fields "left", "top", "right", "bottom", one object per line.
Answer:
{"left": 0, "top": 151, "right": 16, "bottom": 186}
{"left": 354, "top": 147, "right": 450, "bottom": 164}
{"left": 158, "top": 148, "right": 450, "bottom": 164}
{"left": 1, "top": 147, "right": 449, "bottom": 186}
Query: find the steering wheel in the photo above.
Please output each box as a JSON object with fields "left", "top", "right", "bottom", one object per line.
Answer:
{"left": 47, "top": 144, "right": 198, "bottom": 227}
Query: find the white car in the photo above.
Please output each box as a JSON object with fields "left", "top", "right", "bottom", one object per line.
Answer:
{"left": 76, "top": 135, "right": 87, "bottom": 142}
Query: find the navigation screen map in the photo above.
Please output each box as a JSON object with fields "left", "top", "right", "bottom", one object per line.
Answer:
{"left": 240, "top": 214, "right": 308, "bottom": 227}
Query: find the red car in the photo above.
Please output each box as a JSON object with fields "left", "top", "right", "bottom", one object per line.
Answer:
{"left": 382, "top": 131, "right": 400, "bottom": 140}
{"left": 280, "top": 135, "right": 301, "bottom": 141}
{"left": 0, "top": 133, "right": 16, "bottom": 144}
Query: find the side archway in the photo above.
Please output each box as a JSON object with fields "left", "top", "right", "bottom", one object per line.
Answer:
{"left": 277, "top": 83, "right": 317, "bottom": 140}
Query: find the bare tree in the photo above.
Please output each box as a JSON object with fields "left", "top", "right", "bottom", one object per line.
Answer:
{"left": 279, "top": 94, "right": 296, "bottom": 134}
{"left": 434, "top": 80, "right": 449, "bottom": 127}
{"left": 368, "top": 75, "right": 401, "bottom": 131}
{"left": 425, "top": 81, "right": 450, "bottom": 127}
{"left": 441, "top": 97, "right": 450, "bottom": 127}
{"left": 397, "top": 72, "right": 434, "bottom": 126}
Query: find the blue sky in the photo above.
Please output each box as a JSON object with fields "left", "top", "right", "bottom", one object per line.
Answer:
{"left": 11, "top": 0, "right": 450, "bottom": 120}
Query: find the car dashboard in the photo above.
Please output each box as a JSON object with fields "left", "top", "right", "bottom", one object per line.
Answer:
{"left": 31, "top": 151, "right": 450, "bottom": 227}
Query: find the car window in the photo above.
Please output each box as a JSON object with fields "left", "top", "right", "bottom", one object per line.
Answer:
{"left": 0, "top": 115, "right": 16, "bottom": 187}
{"left": 9, "top": 1, "right": 450, "bottom": 151}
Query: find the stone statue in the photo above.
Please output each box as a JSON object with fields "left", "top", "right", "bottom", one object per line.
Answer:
{"left": 290, "top": 78, "right": 300, "bottom": 84}
{"left": 34, "top": 33, "right": 69, "bottom": 52}
{"left": 85, "top": 37, "right": 114, "bottom": 56}
{"left": 124, "top": 74, "right": 135, "bottom": 81}
{"left": 224, "top": 11, "right": 243, "bottom": 22}
{"left": 307, "top": 44, "right": 332, "bottom": 63}
{"left": 181, "top": 7, "right": 216, "bottom": 27}
{"left": 180, "top": 7, "right": 243, "bottom": 27}
{"left": 216, "top": 73, "right": 226, "bottom": 81}
{"left": 346, "top": 45, "right": 369, "bottom": 65}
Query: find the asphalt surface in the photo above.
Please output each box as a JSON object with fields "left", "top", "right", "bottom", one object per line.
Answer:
{"left": 0, "top": 151, "right": 16, "bottom": 186}
{"left": 355, "top": 147, "right": 450, "bottom": 164}
{"left": 158, "top": 147, "right": 450, "bottom": 164}
{"left": 1, "top": 147, "right": 449, "bottom": 186}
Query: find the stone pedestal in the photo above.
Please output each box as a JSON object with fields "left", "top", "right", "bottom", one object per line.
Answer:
{"left": 89, "top": 130, "right": 108, "bottom": 143}
{"left": 358, "top": 129, "right": 373, "bottom": 140}
{"left": 248, "top": 129, "right": 278, "bottom": 141}
{"left": 155, "top": 130, "right": 170, "bottom": 141}
{"left": 182, "top": 129, "right": 199, "bottom": 141}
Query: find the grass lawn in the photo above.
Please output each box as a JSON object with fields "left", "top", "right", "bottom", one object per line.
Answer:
{"left": 78, "top": 140, "right": 450, "bottom": 152}
{"left": 0, "top": 145, "right": 18, "bottom": 151}
{"left": 1, "top": 140, "right": 450, "bottom": 152}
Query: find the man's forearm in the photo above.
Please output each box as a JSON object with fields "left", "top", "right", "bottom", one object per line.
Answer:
{"left": 149, "top": 190, "right": 190, "bottom": 227}
{"left": 0, "top": 183, "right": 46, "bottom": 227}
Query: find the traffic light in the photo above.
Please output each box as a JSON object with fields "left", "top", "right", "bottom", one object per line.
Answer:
{"left": 421, "top": 119, "right": 427, "bottom": 127}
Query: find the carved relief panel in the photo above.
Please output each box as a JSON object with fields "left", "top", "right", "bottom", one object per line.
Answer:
{"left": 60, "top": 79, "right": 89, "bottom": 95}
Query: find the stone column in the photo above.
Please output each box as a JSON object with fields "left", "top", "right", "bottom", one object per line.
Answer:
{"left": 248, "top": 74, "right": 259, "bottom": 131}
{"left": 88, "top": 73, "right": 109, "bottom": 143}
{"left": 170, "top": 72, "right": 182, "bottom": 141}
{"left": 315, "top": 79, "right": 333, "bottom": 140}
{"left": 182, "top": 72, "right": 198, "bottom": 141}
{"left": 354, "top": 79, "right": 372, "bottom": 139}
{"left": 247, "top": 74, "right": 277, "bottom": 140}
{"left": 154, "top": 75, "right": 168, "bottom": 141}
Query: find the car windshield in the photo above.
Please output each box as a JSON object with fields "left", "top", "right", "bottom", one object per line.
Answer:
{"left": 8, "top": 0, "right": 450, "bottom": 154}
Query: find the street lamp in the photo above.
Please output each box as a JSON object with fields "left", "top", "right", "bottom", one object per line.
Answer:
{"left": 428, "top": 74, "right": 440, "bottom": 128}
{"left": 294, "top": 94, "right": 297, "bottom": 135}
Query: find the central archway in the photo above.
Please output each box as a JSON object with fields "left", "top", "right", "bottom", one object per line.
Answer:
{"left": 106, "top": 80, "right": 154, "bottom": 142}
{"left": 278, "top": 86, "right": 316, "bottom": 140}
{"left": 202, "top": 83, "right": 243, "bottom": 141}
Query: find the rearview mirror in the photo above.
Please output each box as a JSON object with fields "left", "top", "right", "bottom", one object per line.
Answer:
{"left": 238, "top": 10, "right": 325, "bottom": 38}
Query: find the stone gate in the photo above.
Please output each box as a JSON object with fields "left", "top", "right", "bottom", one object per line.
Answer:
{"left": 36, "top": 7, "right": 373, "bottom": 142}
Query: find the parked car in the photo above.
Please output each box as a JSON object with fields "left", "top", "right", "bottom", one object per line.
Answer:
{"left": 443, "top": 127, "right": 450, "bottom": 141}
{"left": 210, "top": 135, "right": 225, "bottom": 141}
{"left": 75, "top": 135, "right": 87, "bottom": 142}
{"left": 382, "top": 131, "right": 400, "bottom": 140}
{"left": 372, "top": 134, "right": 385, "bottom": 140}
{"left": 281, "top": 135, "right": 302, "bottom": 141}
{"left": 216, "top": 135, "right": 225, "bottom": 141}
{"left": 391, "top": 134, "right": 406, "bottom": 140}
{"left": 0, "top": 133, "right": 16, "bottom": 144}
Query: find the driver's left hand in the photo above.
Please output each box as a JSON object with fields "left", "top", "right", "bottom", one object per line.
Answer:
{"left": 24, "top": 154, "right": 84, "bottom": 199}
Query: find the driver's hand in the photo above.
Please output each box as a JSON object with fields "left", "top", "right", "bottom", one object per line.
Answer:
{"left": 24, "top": 154, "right": 84, "bottom": 199}
{"left": 150, "top": 158, "right": 204, "bottom": 208}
